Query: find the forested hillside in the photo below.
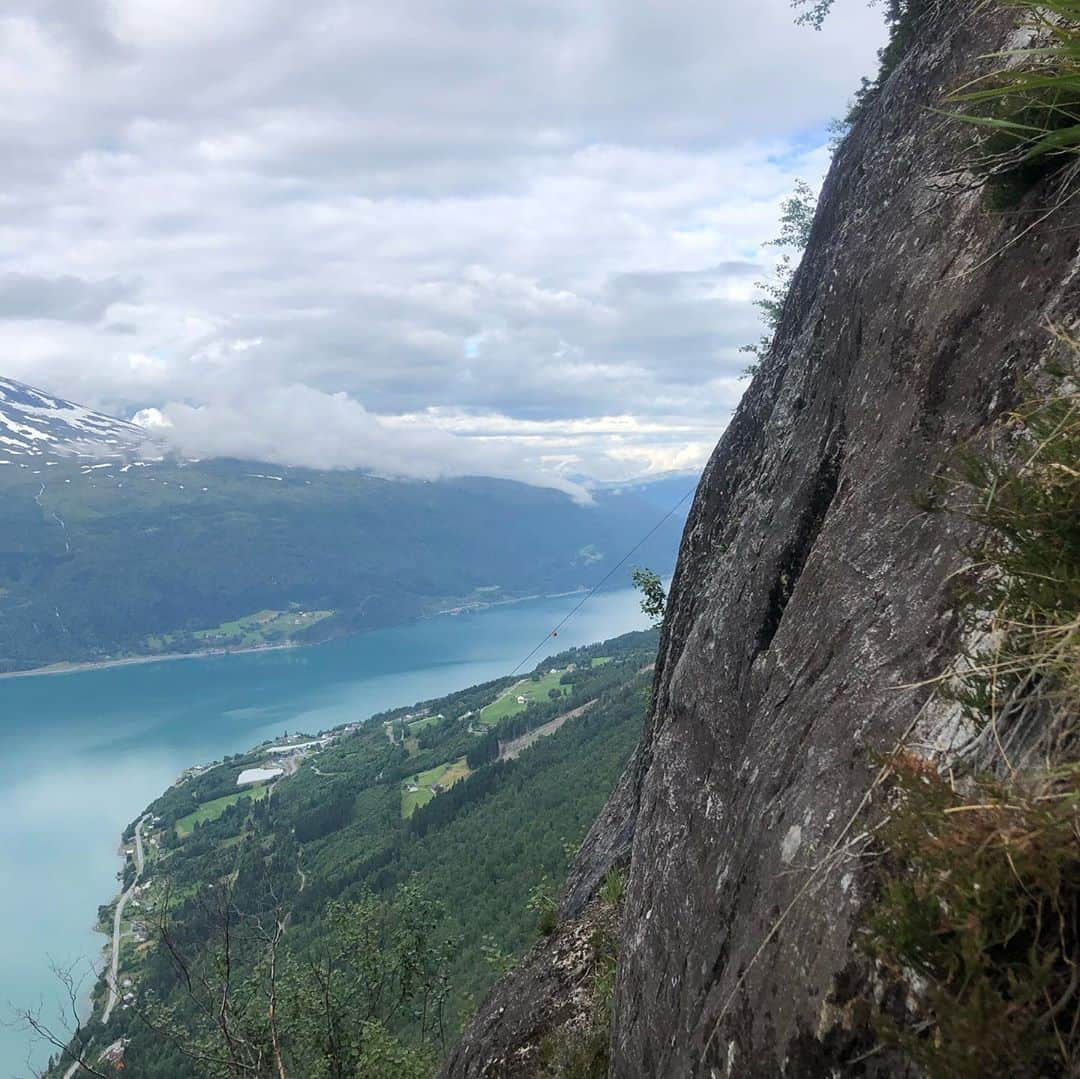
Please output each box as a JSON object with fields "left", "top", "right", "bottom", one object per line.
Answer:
{"left": 0, "top": 444, "right": 684, "bottom": 672}
{"left": 40, "top": 630, "right": 657, "bottom": 1077}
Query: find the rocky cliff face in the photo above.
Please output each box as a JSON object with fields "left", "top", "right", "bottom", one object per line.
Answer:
{"left": 444, "top": 4, "right": 1080, "bottom": 1076}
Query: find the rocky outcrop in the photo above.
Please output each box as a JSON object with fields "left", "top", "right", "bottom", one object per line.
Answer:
{"left": 442, "top": 898, "right": 616, "bottom": 1078}
{"left": 444, "top": 3, "right": 1080, "bottom": 1075}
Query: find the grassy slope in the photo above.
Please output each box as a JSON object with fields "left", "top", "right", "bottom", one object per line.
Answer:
{"left": 401, "top": 757, "right": 472, "bottom": 818}
{"left": 174, "top": 784, "right": 271, "bottom": 837}
{"left": 479, "top": 669, "right": 572, "bottom": 725}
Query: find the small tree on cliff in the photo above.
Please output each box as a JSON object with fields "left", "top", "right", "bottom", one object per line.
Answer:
{"left": 632, "top": 567, "right": 667, "bottom": 628}
{"left": 740, "top": 179, "right": 817, "bottom": 374}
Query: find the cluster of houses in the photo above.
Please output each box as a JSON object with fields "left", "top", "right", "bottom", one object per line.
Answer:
{"left": 127, "top": 881, "right": 154, "bottom": 936}
{"left": 174, "top": 763, "right": 214, "bottom": 786}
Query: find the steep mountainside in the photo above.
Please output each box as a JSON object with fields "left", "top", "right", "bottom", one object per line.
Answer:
{"left": 0, "top": 383, "right": 685, "bottom": 672}
{"left": 445, "top": 4, "right": 1080, "bottom": 1076}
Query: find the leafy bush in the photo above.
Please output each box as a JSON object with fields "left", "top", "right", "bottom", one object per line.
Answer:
{"left": 528, "top": 878, "right": 560, "bottom": 937}
{"left": 740, "top": 180, "right": 817, "bottom": 374}
{"left": 142, "top": 886, "right": 450, "bottom": 1078}
{"left": 794, "top": 0, "right": 941, "bottom": 122}
{"left": 631, "top": 566, "right": 667, "bottom": 627}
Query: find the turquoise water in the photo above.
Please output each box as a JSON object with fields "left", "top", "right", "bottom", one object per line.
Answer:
{"left": 0, "top": 589, "right": 648, "bottom": 1074}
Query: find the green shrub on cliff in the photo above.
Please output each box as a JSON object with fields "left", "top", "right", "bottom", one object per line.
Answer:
{"left": 865, "top": 758, "right": 1080, "bottom": 1077}
{"left": 945, "top": 359, "right": 1080, "bottom": 735}
{"left": 794, "top": 0, "right": 941, "bottom": 120}
{"left": 740, "top": 180, "right": 817, "bottom": 374}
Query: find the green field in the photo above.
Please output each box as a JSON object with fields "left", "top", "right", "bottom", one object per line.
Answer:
{"left": 401, "top": 757, "right": 471, "bottom": 818}
{"left": 192, "top": 607, "right": 333, "bottom": 646}
{"left": 407, "top": 713, "right": 443, "bottom": 732}
{"left": 591, "top": 656, "right": 613, "bottom": 667}
{"left": 402, "top": 786, "right": 435, "bottom": 817}
{"left": 147, "top": 607, "right": 334, "bottom": 653}
{"left": 478, "top": 669, "right": 572, "bottom": 726}
{"left": 175, "top": 785, "right": 271, "bottom": 837}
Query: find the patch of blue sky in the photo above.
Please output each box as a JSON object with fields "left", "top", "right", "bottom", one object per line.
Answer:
{"left": 766, "top": 127, "right": 835, "bottom": 169}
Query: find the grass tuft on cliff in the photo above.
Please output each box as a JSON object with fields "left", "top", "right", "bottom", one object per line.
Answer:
{"left": 537, "top": 870, "right": 625, "bottom": 1079}
{"left": 864, "top": 758, "right": 1079, "bottom": 1077}
{"left": 863, "top": 342, "right": 1080, "bottom": 1077}
{"left": 948, "top": 0, "right": 1080, "bottom": 202}
{"left": 946, "top": 346, "right": 1080, "bottom": 745}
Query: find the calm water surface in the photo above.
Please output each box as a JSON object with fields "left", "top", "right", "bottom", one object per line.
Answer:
{"left": 0, "top": 588, "right": 648, "bottom": 1074}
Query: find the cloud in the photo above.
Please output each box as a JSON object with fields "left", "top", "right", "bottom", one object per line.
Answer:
{"left": 0, "top": 0, "right": 885, "bottom": 483}
{"left": 133, "top": 385, "right": 593, "bottom": 498}
{"left": 0, "top": 273, "right": 133, "bottom": 322}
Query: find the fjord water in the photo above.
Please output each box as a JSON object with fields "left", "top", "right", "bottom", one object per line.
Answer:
{"left": 0, "top": 589, "right": 648, "bottom": 1074}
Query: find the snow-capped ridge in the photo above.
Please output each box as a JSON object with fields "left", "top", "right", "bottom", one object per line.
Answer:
{"left": 0, "top": 376, "right": 157, "bottom": 461}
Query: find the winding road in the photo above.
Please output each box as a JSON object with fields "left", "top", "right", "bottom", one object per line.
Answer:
{"left": 102, "top": 817, "right": 147, "bottom": 1024}
{"left": 61, "top": 817, "right": 147, "bottom": 1077}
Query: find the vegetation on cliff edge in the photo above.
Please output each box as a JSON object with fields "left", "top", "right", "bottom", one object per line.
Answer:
{"left": 863, "top": 343, "right": 1079, "bottom": 1077}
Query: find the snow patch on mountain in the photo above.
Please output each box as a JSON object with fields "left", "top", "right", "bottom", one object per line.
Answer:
{"left": 0, "top": 377, "right": 157, "bottom": 460}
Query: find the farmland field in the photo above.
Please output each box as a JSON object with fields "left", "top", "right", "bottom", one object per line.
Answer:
{"left": 401, "top": 756, "right": 471, "bottom": 818}
{"left": 478, "top": 669, "right": 572, "bottom": 726}
{"left": 406, "top": 713, "right": 443, "bottom": 732}
{"left": 175, "top": 784, "right": 271, "bottom": 837}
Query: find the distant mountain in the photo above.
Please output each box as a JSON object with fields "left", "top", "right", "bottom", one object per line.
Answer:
{"left": 0, "top": 378, "right": 690, "bottom": 673}
{"left": 588, "top": 470, "right": 700, "bottom": 512}
{"left": 0, "top": 376, "right": 153, "bottom": 461}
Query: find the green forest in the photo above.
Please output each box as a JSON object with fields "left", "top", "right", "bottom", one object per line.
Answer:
{"left": 41, "top": 629, "right": 658, "bottom": 1077}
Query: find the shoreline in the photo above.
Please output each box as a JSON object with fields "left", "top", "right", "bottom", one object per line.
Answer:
{"left": 0, "top": 588, "right": 591, "bottom": 682}
{"left": 0, "top": 641, "right": 303, "bottom": 682}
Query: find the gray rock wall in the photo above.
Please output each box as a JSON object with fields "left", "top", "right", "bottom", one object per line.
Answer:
{"left": 445, "top": 3, "right": 1080, "bottom": 1075}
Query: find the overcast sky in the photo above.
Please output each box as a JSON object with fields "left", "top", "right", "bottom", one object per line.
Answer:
{"left": 0, "top": 0, "right": 885, "bottom": 488}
